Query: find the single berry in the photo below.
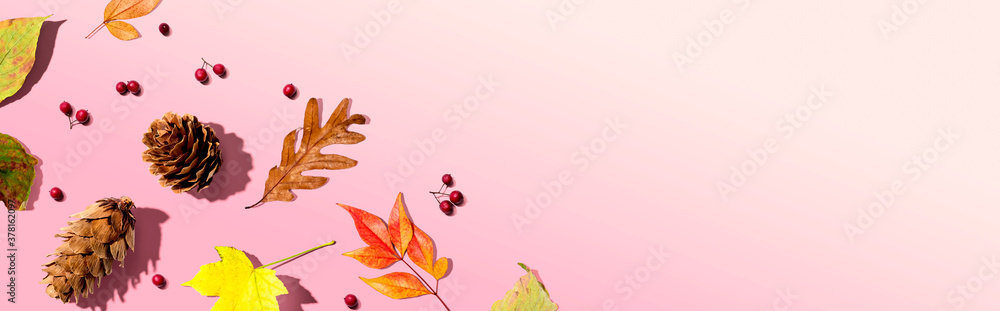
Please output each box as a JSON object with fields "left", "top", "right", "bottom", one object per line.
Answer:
{"left": 127, "top": 80, "right": 141, "bottom": 94}
{"left": 441, "top": 174, "right": 453, "bottom": 186}
{"left": 75, "top": 110, "right": 89, "bottom": 123}
{"left": 283, "top": 84, "right": 296, "bottom": 98}
{"left": 115, "top": 82, "right": 127, "bottom": 94}
{"left": 213, "top": 63, "right": 226, "bottom": 76}
{"left": 195, "top": 68, "right": 208, "bottom": 82}
{"left": 49, "top": 187, "right": 63, "bottom": 200}
{"left": 439, "top": 201, "right": 454, "bottom": 215}
{"left": 59, "top": 101, "right": 72, "bottom": 115}
{"left": 449, "top": 190, "right": 464, "bottom": 204}
{"left": 159, "top": 23, "right": 170, "bottom": 36}
{"left": 152, "top": 274, "right": 166, "bottom": 288}
{"left": 344, "top": 294, "right": 358, "bottom": 308}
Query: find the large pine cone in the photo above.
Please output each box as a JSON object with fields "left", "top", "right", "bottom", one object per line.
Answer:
{"left": 41, "top": 197, "right": 136, "bottom": 303}
{"left": 141, "top": 112, "right": 222, "bottom": 193}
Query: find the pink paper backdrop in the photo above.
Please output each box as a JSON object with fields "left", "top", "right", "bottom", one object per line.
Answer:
{"left": 4, "top": 0, "right": 1000, "bottom": 310}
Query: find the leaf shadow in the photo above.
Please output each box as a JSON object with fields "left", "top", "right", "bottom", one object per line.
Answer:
{"left": 0, "top": 20, "right": 65, "bottom": 108}
{"left": 20, "top": 142, "right": 43, "bottom": 211}
{"left": 75, "top": 207, "right": 169, "bottom": 311}
{"left": 188, "top": 123, "right": 253, "bottom": 202}
{"left": 243, "top": 252, "right": 319, "bottom": 311}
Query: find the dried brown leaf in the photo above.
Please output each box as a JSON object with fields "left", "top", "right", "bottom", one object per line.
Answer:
{"left": 246, "top": 98, "right": 366, "bottom": 209}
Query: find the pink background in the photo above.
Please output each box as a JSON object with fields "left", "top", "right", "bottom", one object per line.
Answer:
{"left": 3, "top": 0, "right": 1000, "bottom": 310}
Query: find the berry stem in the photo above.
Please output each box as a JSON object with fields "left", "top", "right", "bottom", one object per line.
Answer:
{"left": 259, "top": 240, "right": 336, "bottom": 268}
{"left": 86, "top": 22, "right": 106, "bottom": 39}
{"left": 201, "top": 58, "right": 212, "bottom": 68}
{"left": 401, "top": 258, "right": 451, "bottom": 311}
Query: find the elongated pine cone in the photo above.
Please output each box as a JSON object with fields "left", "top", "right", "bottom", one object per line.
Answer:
{"left": 41, "top": 196, "right": 136, "bottom": 303}
{"left": 141, "top": 112, "right": 222, "bottom": 193}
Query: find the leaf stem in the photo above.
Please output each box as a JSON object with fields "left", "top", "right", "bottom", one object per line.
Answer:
{"left": 401, "top": 258, "right": 451, "bottom": 311}
{"left": 86, "top": 22, "right": 106, "bottom": 39}
{"left": 260, "top": 240, "right": 336, "bottom": 268}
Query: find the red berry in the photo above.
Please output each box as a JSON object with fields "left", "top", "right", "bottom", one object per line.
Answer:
{"left": 127, "top": 80, "right": 140, "bottom": 94}
{"left": 449, "top": 190, "right": 464, "bottom": 204}
{"left": 213, "top": 64, "right": 226, "bottom": 76}
{"left": 75, "top": 110, "right": 89, "bottom": 123}
{"left": 283, "top": 84, "right": 296, "bottom": 98}
{"left": 158, "top": 23, "right": 169, "bottom": 36}
{"left": 152, "top": 274, "right": 166, "bottom": 288}
{"left": 441, "top": 174, "right": 453, "bottom": 186}
{"left": 49, "top": 187, "right": 63, "bottom": 200}
{"left": 439, "top": 201, "right": 454, "bottom": 215}
{"left": 115, "top": 82, "right": 127, "bottom": 94}
{"left": 59, "top": 101, "right": 72, "bottom": 115}
{"left": 195, "top": 68, "right": 208, "bottom": 82}
{"left": 344, "top": 294, "right": 358, "bottom": 308}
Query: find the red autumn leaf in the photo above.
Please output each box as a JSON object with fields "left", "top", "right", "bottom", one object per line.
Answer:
{"left": 388, "top": 193, "right": 413, "bottom": 256}
{"left": 339, "top": 203, "right": 395, "bottom": 256}
{"left": 407, "top": 224, "right": 436, "bottom": 276}
{"left": 343, "top": 245, "right": 400, "bottom": 269}
{"left": 360, "top": 272, "right": 432, "bottom": 299}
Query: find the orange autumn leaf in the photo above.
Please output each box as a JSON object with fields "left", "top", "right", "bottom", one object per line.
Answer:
{"left": 104, "top": 21, "right": 138, "bottom": 40}
{"left": 388, "top": 193, "right": 413, "bottom": 255}
{"left": 339, "top": 203, "right": 395, "bottom": 255}
{"left": 432, "top": 257, "right": 449, "bottom": 280}
{"left": 406, "top": 224, "right": 436, "bottom": 275}
{"left": 341, "top": 193, "right": 453, "bottom": 308}
{"left": 104, "top": 0, "right": 160, "bottom": 21}
{"left": 360, "top": 272, "right": 432, "bottom": 299}
{"left": 343, "top": 245, "right": 399, "bottom": 269}
{"left": 88, "top": 0, "right": 160, "bottom": 40}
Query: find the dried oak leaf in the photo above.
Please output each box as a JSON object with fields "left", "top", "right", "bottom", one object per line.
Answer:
{"left": 182, "top": 246, "right": 288, "bottom": 311}
{"left": 88, "top": 0, "right": 160, "bottom": 40}
{"left": 491, "top": 263, "right": 559, "bottom": 311}
{"left": 0, "top": 15, "right": 49, "bottom": 103}
{"left": 0, "top": 133, "right": 38, "bottom": 210}
{"left": 246, "top": 98, "right": 366, "bottom": 209}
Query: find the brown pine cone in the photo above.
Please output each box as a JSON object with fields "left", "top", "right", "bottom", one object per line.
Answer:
{"left": 41, "top": 196, "right": 136, "bottom": 303}
{"left": 141, "top": 112, "right": 222, "bottom": 193}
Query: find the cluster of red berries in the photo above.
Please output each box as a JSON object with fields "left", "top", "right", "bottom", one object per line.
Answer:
{"left": 195, "top": 58, "right": 227, "bottom": 83}
{"left": 58, "top": 101, "right": 89, "bottom": 129}
{"left": 115, "top": 80, "right": 142, "bottom": 95}
{"left": 430, "top": 174, "right": 464, "bottom": 215}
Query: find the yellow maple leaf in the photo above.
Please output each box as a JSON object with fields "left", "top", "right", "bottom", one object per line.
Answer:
{"left": 182, "top": 246, "right": 289, "bottom": 311}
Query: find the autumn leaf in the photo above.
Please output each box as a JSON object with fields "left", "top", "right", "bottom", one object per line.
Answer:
{"left": 360, "top": 272, "right": 432, "bottom": 299}
{"left": 491, "top": 263, "right": 559, "bottom": 311}
{"left": 0, "top": 15, "right": 49, "bottom": 103}
{"left": 0, "top": 133, "right": 38, "bottom": 211}
{"left": 86, "top": 0, "right": 160, "bottom": 40}
{"left": 247, "top": 98, "right": 366, "bottom": 209}
{"left": 388, "top": 193, "right": 413, "bottom": 255}
{"left": 182, "top": 246, "right": 288, "bottom": 311}
{"left": 342, "top": 193, "right": 453, "bottom": 309}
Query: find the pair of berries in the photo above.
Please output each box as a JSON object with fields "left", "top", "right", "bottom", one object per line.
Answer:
{"left": 431, "top": 174, "right": 464, "bottom": 215}
{"left": 195, "top": 58, "right": 226, "bottom": 83}
{"left": 58, "top": 101, "right": 89, "bottom": 129}
{"left": 115, "top": 80, "right": 141, "bottom": 95}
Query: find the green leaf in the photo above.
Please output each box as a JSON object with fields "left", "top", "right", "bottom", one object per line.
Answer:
{"left": 491, "top": 263, "right": 559, "bottom": 311}
{"left": 0, "top": 133, "right": 37, "bottom": 211}
{"left": 0, "top": 15, "right": 49, "bottom": 103}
